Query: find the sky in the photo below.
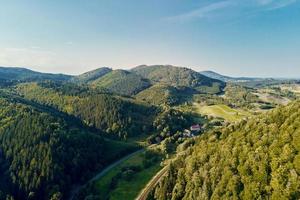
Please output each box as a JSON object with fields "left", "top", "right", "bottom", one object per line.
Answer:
{"left": 0, "top": 0, "right": 300, "bottom": 77}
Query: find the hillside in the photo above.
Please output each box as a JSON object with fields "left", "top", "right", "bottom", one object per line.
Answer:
{"left": 131, "top": 65, "right": 225, "bottom": 94}
{"left": 91, "top": 70, "right": 152, "bottom": 96}
{"left": 0, "top": 91, "right": 137, "bottom": 200}
{"left": 15, "top": 82, "right": 156, "bottom": 139}
{"left": 70, "top": 67, "right": 112, "bottom": 84}
{"left": 150, "top": 100, "right": 300, "bottom": 200}
{"left": 0, "top": 67, "right": 71, "bottom": 82}
{"left": 135, "top": 84, "right": 195, "bottom": 106}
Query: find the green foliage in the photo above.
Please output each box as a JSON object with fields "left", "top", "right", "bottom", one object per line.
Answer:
{"left": 197, "top": 104, "right": 250, "bottom": 122}
{"left": 77, "top": 149, "right": 162, "bottom": 200}
{"left": 70, "top": 67, "right": 112, "bottom": 84}
{"left": 152, "top": 101, "right": 300, "bottom": 200}
{"left": 16, "top": 82, "right": 156, "bottom": 139}
{"left": 0, "top": 97, "right": 107, "bottom": 200}
{"left": 0, "top": 67, "right": 71, "bottom": 82}
{"left": 135, "top": 84, "right": 194, "bottom": 106}
{"left": 91, "top": 70, "right": 151, "bottom": 96}
{"left": 224, "top": 84, "right": 261, "bottom": 108}
{"left": 153, "top": 108, "right": 191, "bottom": 140}
{"left": 132, "top": 65, "right": 225, "bottom": 94}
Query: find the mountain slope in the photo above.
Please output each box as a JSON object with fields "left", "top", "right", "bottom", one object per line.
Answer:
{"left": 15, "top": 82, "right": 156, "bottom": 139}
{"left": 0, "top": 91, "right": 107, "bottom": 200}
{"left": 91, "top": 69, "right": 151, "bottom": 96}
{"left": 135, "top": 84, "right": 195, "bottom": 106}
{"left": 0, "top": 67, "right": 71, "bottom": 82}
{"left": 70, "top": 67, "right": 112, "bottom": 84}
{"left": 151, "top": 100, "right": 300, "bottom": 200}
{"left": 131, "top": 65, "right": 225, "bottom": 94}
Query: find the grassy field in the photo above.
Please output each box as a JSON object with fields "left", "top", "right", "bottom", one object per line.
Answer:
{"left": 196, "top": 104, "right": 250, "bottom": 122}
{"left": 94, "top": 149, "right": 162, "bottom": 200}
{"left": 254, "top": 90, "right": 290, "bottom": 105}
{"left": 280, "top": 84, "right": 300, "bottom": 94}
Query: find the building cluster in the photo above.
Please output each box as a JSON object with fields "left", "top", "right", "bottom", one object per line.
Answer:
{"left": 183, "top": 124, "right": 201, "bottom": 138}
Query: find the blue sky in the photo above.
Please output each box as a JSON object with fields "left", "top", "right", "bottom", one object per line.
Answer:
{"left": 0, "top": 0, "right": 299, "bottom": 77}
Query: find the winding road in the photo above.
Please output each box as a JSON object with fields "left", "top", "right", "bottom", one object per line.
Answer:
{"left": 69, "top": 149, "right": 145, "bottom": 200}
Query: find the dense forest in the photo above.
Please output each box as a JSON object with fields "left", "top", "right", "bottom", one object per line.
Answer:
{"left": 150, "top": 100, "right": 300, "bottom": 200}
{"left": 135, "top": 84, "right": 195, "bottom": 106}
{"left": 0, "top": 89, "right": 139, "bottom": 200}
{"left": 70, "top": 67, "right": 112, "bottom": 84}
{"left": 1, "top": 65, "right": 299, "bottom": 200}
{"left": 0, "top": 67, "right": 71, "bottom": 82}
{"left": 15, "top": 82, "right": 156, "bottom": 139}
{"left": 0, "top": 95, "right": 102, "bottom": 199}
{"left": 91, "top": 70, "right": 152, "bottom": 96}
{"left": 131, "top": 65, "right": 225, "bottom": 94}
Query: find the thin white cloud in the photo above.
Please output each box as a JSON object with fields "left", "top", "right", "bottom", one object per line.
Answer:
{"left": 166, "top": 0, "right": 236, "bottom": 22}
{"left": 265, "top": 0, "right": 297, "bottom": 10}
{"left": 255, "top": 0, "right": 274, "bottom": 6}
{"left": 252, "top": 0, "right": 297, "bottom": 10}
{"left": 165, "top": 0, "right": 298, "bottom": 23}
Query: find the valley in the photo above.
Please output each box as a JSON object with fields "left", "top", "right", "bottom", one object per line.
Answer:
{"left": 1, "top": 1, "right": 300, "bottom": 199}
{"left": 0, "top": 65, "right": 299, "bottom": 200}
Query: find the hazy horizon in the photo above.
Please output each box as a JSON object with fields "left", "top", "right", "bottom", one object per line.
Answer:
{"left": 1, "top": 64, "right": 300, "bottom": 79}
{"left": 1, "top": 0, "right": 300, "bottom": 77}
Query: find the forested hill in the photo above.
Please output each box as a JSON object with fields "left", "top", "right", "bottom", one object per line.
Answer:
{"left": 131, "top": 65, "right": 225, "bottom": 94}
{"left": 0, "top": 65, "right": 226, "bottom": 96}
{"left": 135, "top": 84, "right": 195, "bottom": 106}
{"left": 151, "top": 100, "right": 300, "bottom": 200}
{"left": 90, "top": 69, "right": 151, "bottom": 96}
{"left": 0, "top": 67, "right": 71, "bottom": 82}
{"left": 70, "top": 67, "right": 112, "bottom": 84}
{"left": 0, "top": 93, "right": 105, "bottom": 200}
{"left": 15, "top": 82, "right": 156, "bottom": 139}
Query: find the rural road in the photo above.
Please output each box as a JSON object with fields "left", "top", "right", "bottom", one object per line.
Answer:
{"left": 69, "top": 149, "right": 145, "bottom": 200}
{"left": 135, "top": 166, "right": 168, "bottom": 200}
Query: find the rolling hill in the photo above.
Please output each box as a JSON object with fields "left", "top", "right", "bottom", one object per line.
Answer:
{"left": 135, "top": 84, "right": 195, "bottom": 106}
{"left": 151, "top": 100, "right": 300, "bottom": 200}
{"left": 0, "top": 90, "right": 137, "bottom": 200}
{"left": 131, "top": 65, "right": 225, "bottom": 94}
{"left": 70, "top": 67, "right": 112, "bottom": 84}
{"left": 15, "top": 82, "right": 156, "bottom": 139}
{"left": 91, "top": 69, "right": 152, "bottom": 96}
{"left": 0, "top": 66, "right": 71, "bottom": 82}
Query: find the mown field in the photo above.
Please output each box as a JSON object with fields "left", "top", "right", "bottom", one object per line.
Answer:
{"left": 196, "top": 104, "right": 250, "bottom": 122}
{"left": 93, "top": 149, "right": 162, "bottom": 200}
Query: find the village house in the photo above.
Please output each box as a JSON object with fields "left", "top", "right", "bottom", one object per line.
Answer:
{"left": 190, "top": 124, "right": 201, "bottom": 132}
{"left": 183, "top": 129, "right": 194, "bottom": 138}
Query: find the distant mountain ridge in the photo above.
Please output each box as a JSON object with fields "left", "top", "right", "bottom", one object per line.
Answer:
{"left": 200, "top": 70, "right": 264, "bottom": 82}
{"left": 0, "top": 66, "right": 71, "bottom": 82}
{"left": 0, "top": 65, "right": 226, "bottom": 95}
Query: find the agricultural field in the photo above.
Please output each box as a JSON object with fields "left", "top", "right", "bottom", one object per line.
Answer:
{"left": 77, "top": 147, "right": 163, "bottom": 200}
{"left": 254, "top": 91, "right": 291, "bottom": 105}
{"left": 279, "top": 84, "right": 300, "bottom": 94}
{"left": 195, "top": 103, "right": 250, "bottom": 122}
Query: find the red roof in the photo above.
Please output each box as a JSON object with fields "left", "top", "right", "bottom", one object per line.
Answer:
{"left": 191, "top": 124, "right": 201, "bottom": 129}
